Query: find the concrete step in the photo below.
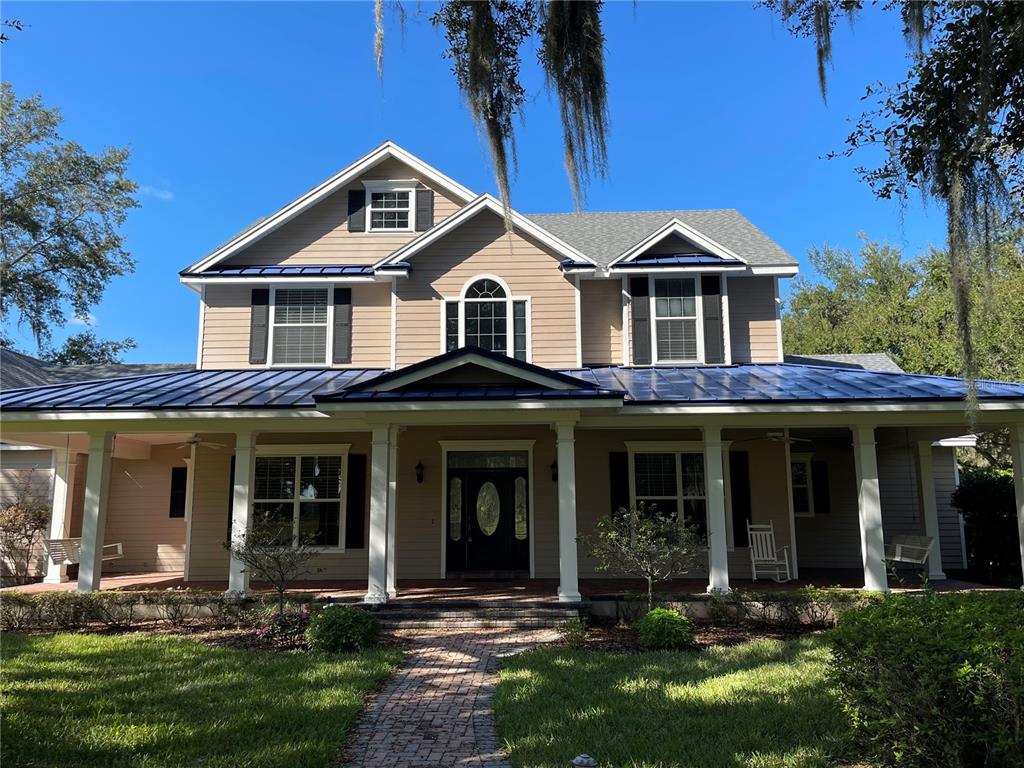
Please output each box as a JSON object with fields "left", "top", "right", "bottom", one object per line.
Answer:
{"left": 370, "top": 606, "right": 581, "bottom": 630}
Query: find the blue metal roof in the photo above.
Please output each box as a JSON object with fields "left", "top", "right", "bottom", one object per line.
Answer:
{"left": 1, "top": 361, "right": 1023, "bottom": 411}
{"left": 612, "top": 253, "right": 744, "bottom": 268}
{"left": 180, "top": 264, "right": 375, "bottom": 277}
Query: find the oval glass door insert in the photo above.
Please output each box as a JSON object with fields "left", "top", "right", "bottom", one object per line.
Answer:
{"left": 476, "top": 481, "right": 500, "bottom": 536}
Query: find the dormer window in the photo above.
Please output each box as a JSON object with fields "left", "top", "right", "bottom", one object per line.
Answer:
{"left": 270, "top": 287, "right": 330, "bottom": 365}
{"left": 653, "top": 277, "right": 700, "bottom": 363}
{"left": 443, "top": 276, "right": 530, "bottom": 361}
{"left": 364, "top": 182, "right": 415, "bottom": 232}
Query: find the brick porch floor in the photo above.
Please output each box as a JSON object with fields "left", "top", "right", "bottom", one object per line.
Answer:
{"left": 339, "top": 628, "right": 556, "bottom": 767}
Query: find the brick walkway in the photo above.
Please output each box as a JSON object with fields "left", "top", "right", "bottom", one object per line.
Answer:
{"left": 339, "top": 628, "right": 557, "bottom": 767}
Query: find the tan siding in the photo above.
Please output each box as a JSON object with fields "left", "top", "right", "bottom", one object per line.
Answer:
{"left": 200, "top": 283, "right": 392, "bottom": 370}
{"left": 728, "top": 276, "right": 780, "bottom": 363}
{"left": 222, "top": 159, "right": 464, "bottom": 268}
{"left": 395, "top": 210, "right": 578, "bottom": 368}
{"left": 580, "top": 279, "right": 622, "bottom": 366}
{"left": 103, "top": 445, "right": 189, "bottom": 573}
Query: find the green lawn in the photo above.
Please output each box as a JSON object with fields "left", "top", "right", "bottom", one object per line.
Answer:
{"left": 495, "top": 636, "right": 852, "bottom": 768}
{"left": 1, "top": 633, "right": 401, "bottom": 768}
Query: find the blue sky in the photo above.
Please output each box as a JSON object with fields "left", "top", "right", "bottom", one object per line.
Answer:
{"left": 3, "top": 1, "right": 944, "bottom": 363}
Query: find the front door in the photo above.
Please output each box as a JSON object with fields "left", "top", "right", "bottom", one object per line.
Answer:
{"left": 446, "top": 452, "right": 529, "bottom": 574}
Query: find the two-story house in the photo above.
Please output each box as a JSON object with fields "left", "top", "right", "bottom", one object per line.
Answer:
{"left": 3, "top": 141, "right": 1023, "bottom": 601}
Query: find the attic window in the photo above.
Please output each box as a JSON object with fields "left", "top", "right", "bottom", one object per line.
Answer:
{"left": 367, "top": 187, "right": 413, "bottom": 231}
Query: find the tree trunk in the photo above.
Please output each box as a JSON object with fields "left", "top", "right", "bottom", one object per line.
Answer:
{"left": 646, "top": 575, "right": 654, "bottom": 612}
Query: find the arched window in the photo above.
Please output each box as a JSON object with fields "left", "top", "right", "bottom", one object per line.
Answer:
{"left": 444, "top": 277, "right": 529, "bottom": 360}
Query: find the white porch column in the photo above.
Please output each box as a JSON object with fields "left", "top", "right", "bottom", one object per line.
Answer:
{"left": 365, "top": 426, "right": 390, "bottom": 604}
{"left": 385, "top": 426, "right": 399, "bottom": 599}
{"left": 704, "top": 426, "right": 731, "bottom": 593}
{"left": 77, "top": 433, "right": 114, "bottom": 592}
{"left": 555, "top": 421, "right": 582, "bottom": 603}
{"left": 227, "top": 431, "right": 256, "bottom": 595}
{"left": 916, "top": 440, "right": 946, "bottom": 580}
{"left": 44, "top": 448, "right": 75, "bottom": 584}
{"left": 852, "top": 425, "right": 889, "bottom": 593}
{"left": 1010, "top": 423, "right": 1024, "bottom": 591}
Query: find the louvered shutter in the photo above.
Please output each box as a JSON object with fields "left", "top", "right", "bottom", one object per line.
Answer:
{"left": 248, "top": 288, "right": 270, "bottom": 364}
{"left": 333, "top": 287, "right": 352, "bottom": 364}
{"left": 629, "top": 277, "right": 651, "bottom": 365}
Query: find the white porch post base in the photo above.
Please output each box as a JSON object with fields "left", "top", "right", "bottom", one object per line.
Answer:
{"left": 365, "top": 426, "right": 391, "bottom": 604}
{"left": 916, "top": 440, "right": 946, "bottom": 580}
{"left": 853, "top": 426, "right": 890, "bottom": 593}
{"left": 77, "top": 433, "right": 114, "bottom": 592}
{"left": 227, "top": 431, "right": 256, "bottom": 595}
{"left": 704, "top": 426, "right": 731, "bottom": 593}
{"left": 43, "top": 448, "right": 74, "bottom": 584}
{"left": 1011, "top": 423, "right": 1024, "bottom": 591}
{"left": 555, "top": 421, "right": 582, "bottom": 603}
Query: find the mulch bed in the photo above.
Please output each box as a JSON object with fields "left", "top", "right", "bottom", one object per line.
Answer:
{"left": 575, "top": 617, "right": 822, "bottom": 652}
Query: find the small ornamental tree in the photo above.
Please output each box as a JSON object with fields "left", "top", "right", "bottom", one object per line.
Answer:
{"left": 225, "top": 513, "right": 321, "bottom": 615}
{"left": 583, "top": 503, "right": 706, "bottom": 611}
{"left": 0, "top": 470, "right": 51, "bottom": 585}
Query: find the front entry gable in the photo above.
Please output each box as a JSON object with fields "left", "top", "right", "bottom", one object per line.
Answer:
{"left": 316, "top": 347, "right": 625, "bottom": 404}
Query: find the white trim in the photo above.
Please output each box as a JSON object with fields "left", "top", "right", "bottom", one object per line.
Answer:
{"left": 363, "top": 181, "right": 415, "bottom": 234}
{"left": 180, "top": 276, "right": 382, "bottom": 287}
{"left": 789, "top": 451, "right": 815, "bottom": 518}
{"left": 318, "top": 398, "right": 621, "bottom": 412}
{"left": 952, "top": 451, "right": 968, "bottom": 569}
{"left": 608, "top": 218, "right": 748, "bottom": 268}
{"left": 374, "top": 194, "right": 596, "bottom": 269}
{"left": 610, "top": 265, "right": 797, "bottom": 277}
{"left": 390, "top": 280, "right": 398, "bottom": 370}
{"left": 439, "top": 439, "right": 536, "bottom": 579}
{"left": 932, "top": 435, "right": 978, "bottom": 448}
{"left": 185, "top": 141, "right": 476, "bottom": 274}
{"left": 574, "top": 274, "right": 582, "bottom": 368}
{"left": 182, "top": 447, "right": 196, "bottom": 581}
{"left": 267, "top": 285, "right": 333, "bottom": 368}
{"left": 366, "top": 350, "right": 573, "bottom": 393}
{"left": 621, "top": 276, "right": 630, "bottom": 366}
{"left": 650, "top": 274, "right": 704, "bottom": 365}
{"left": 773, "top": 277, "right": 784, "bottom": 362}
{"left": 256, "top": 443, "right": 352, "bottom": 456}
{"left": 783, "top": 428, "right": 800, "bottom": 577}
{"left": 721, "top": 274, "right": 732, "bottom": 366}
{"left": 439, "top": 275, "right": 532, "bottom": 362}
{"left": 196, "top": 285, "right": 206, "bottom": 370}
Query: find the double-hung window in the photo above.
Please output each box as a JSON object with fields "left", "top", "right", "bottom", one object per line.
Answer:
{"left": 366, "top": 185, "right": 414, "bottom": 231}
{"left": 652, "top": 277, "right": 700, "bottom": 363}
{"left": 270, "top": 287, "right": 330, "bottom": 366}
{"left": 790, "top": 454, "right": 814, "bottom": 517}
{"left": 631, "top": 450, "right": 708, "bottom": 531}
{"left": 443, "top": 277, "right": 529, "bottom": 361}
{"left": 252, "top": 451, "right": 346, "bottom": 548}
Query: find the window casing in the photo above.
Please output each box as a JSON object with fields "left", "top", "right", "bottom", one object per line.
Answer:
{"left": 252, "top": 451, "right": 347, "bottom": 548}
{"left": 365, "top": 183, "right": 414, "bottom": 232}
{"left": 651, "top": 276, "right": 703, "bottom": 363}
{"left": 270, "top": 287, "right": 331, "bottom": 366}
{"left": 627, "top": 442, "right": 734, "bottom": 549}
{"left": 790, "top": 454, "right": 814, "bottom": 517}
{"left": 442, "top": 277, "right": 530, "bottom": 361}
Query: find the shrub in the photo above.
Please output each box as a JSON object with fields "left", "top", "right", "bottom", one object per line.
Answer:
{"left": 829, "top": 592, "right": 1024, "bottom": 768}
{"left": 36, "top": 592, "right": 98, "bottom": 629}
{"left": 0, "top": 469, "right": 51, "bottom": 585}
{"left": 93, "top": 592, "right": 142, "bottom": 629}
{"left": 556, "top": 617, "right": 587, "bottom": 648}
{"left": 254, "top": 610, "right": 310, "bottom": 647}
{"left": 305, "top": 606, "right": 378, "bottom": 652}
{"left": 635, "top": 607, "right": 694, "bottom": 650}
{"left": 0, "top": 591, "right": 41, "bottom": 630}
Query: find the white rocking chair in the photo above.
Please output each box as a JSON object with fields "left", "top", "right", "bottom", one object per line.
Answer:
{"left": 884, "top": 535, "right": 933, "bottom": 566}
{"left": 747, "top": 521, "right": 791, "bottom": 582}
{"left": 44, "top": 538, "right": 124, "bottom": 565}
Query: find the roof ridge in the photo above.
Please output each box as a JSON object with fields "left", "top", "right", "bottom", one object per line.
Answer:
{"left": 527, "top": 208, "right": 740, "bottom": 217}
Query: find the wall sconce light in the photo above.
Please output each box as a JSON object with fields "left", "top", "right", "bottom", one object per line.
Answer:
{"left": 550, "top": 461, "right": 558, "bottom": 482}
{"left": 415, "top": 461, "right": 425, "bottom": 484}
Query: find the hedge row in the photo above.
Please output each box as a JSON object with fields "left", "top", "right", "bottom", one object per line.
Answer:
{"left": 701, "top": 586, "right": 883, "bottom": 628}
{"left": 830, "top": 591, "right": 1024, "bottom": 768}
{"left": 0, "top": 590, "right": 316, "bottom": 632}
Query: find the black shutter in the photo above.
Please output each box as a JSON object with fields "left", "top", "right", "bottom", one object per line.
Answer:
{"left": 345, "top": 454, "right": 367, "bottom": 549}
{"left": 629, "top": 277, "right": 651, "bottom": 365}
{"left": 168, "top": 466, "right": 188, "bottom": 518}
{"left": 225, "top": 455, "right": 236, "bottom": 543}
{"left": 701, "top": 275, "right": 725, "bottom": 364}
{"left": 812, "top": 460, "right": 831, "bottom": 514}
{"left": 415, "top": 189, "right": 434, "bottom": 231}
{"left": 333, "top": 287, "right": 352, "bottom": 364}
{"left": 248, "top": 288, "right": 270, "bottom": 365}
{"left": 729, "top": 451, "right": 752, "bottom": 546}
{"left": 347, "top": 189, "right": 366, "bottom": 231}
{"left": 609, "top": 451, "right": 629, "bottom": 515}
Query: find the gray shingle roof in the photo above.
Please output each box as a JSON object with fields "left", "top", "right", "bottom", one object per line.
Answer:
{"left": 0, "top": 348, "right": 192, "bottom": 390}
{"left": 784, "top": 353, "right": 905, "bottom": 374}
{"left": 526, "top": 209, "right": 797, "bottom": 269}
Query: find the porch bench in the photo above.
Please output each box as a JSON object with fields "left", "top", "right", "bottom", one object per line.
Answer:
{"left": 884, "top": 535, "right": 933, "bottom": 565}
{"left": 44, "top": 538, "right": 124, "bottom": 566}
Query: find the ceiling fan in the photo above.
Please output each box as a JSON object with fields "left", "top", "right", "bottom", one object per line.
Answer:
{"left": 175, "top": 435, "right": 226, "bottom": 450}
{"left": 733, "top": 431, "right": 812, "bottom": 446}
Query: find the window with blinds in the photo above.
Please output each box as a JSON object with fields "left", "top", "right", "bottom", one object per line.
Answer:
{"left": 271, "top": 288, "right": 329, "bottom": 365}
{"left": 653, "top": 278, "right": 699, "bottom": 362}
